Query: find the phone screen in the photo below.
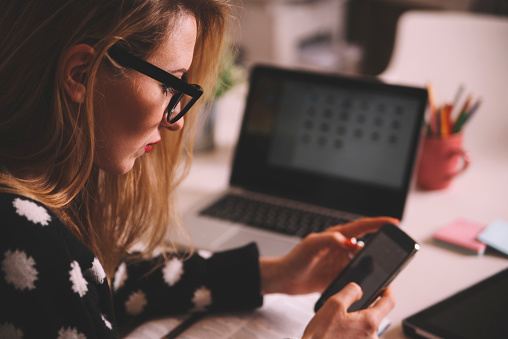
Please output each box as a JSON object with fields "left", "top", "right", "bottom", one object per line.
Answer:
{"left": 315, "top": 224, "right": 419, "bottom": 312}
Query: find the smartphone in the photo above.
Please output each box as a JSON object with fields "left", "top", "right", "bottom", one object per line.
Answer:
{"left": 314, "top": 223, "right": 419, "bottom": 313}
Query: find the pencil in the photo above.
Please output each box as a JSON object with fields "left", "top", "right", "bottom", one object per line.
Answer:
{"left": 161, "top": 312, "right": 206, "bottom": 339}
{"left": 453, "top": 95, "right": 473, "bottom": 133}
{"left": 454, "top": 98, "right": 482, "bottom": 133}
{"left": 450, "top": 84, "right": 465, "bottom": 119}
{"left": 426, "top": 83, "right": 438, "bottom": 134}
{"left": 435, "top": 109, "right": 441, "bottom": 137}
{"left": 440, "top": 103, "right": 452, "bottom": 137}
{"left": 452, "top": 84, "right": 465, "bottom": 108}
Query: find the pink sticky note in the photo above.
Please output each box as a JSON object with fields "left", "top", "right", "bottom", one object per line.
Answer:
{"left": 433, "top": 219, "right": 487, "bottom": 255}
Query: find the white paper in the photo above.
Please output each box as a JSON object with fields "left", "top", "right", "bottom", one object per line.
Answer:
{"left": 122, "top": 293, "right": 319, "bottom": 339}
{"left": 123, "top": 293, "right": 391, "bottom": 339}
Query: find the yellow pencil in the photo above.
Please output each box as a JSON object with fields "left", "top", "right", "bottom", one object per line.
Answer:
{"left": 441, "top": 103, "right": 452, "bottom": 137}
{"left": 427, "top": 83, "right": 437, "bottom": 134}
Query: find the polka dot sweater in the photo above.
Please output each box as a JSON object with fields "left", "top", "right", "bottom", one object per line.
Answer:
{"left": 0, "top": 193, "right": 263, "bottom": 338}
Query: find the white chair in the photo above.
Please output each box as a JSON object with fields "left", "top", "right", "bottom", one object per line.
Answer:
{"left": 379, "top": 10, "right": 508, "bottom": 158}
{"left": 380, "top": 10, "right": 508, "bottom": 104}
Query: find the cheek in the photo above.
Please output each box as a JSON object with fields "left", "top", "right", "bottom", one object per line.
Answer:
{"left": 116, "top": 82, "right": 165, "bottom": 130}
{"left": 93, "top": 75, "right": 167, "bottom": 173}
{"left": 98, "top": 76, "right": 165, "bottom": 133}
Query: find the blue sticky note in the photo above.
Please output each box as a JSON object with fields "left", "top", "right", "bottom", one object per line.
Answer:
{"left": 477, "top": 219, "right": 508, "bottom": 256}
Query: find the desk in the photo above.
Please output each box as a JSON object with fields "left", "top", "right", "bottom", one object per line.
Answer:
{"left": 172, "top": 59, "right": 508, "bottom": 338}
{"left": 377, "top": 12, "right": 508, "bottom": 336}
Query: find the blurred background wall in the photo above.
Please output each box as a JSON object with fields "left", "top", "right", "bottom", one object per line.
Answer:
{"left": 229, "top": 0, "right": 508, "bottom": 76}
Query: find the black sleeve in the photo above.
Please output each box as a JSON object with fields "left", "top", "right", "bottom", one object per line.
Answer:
{"left": 0, "top": 193, "right": 117, "bottom": 339}
{"left": 112, "top": 243, "right": 263, "bottom": 326}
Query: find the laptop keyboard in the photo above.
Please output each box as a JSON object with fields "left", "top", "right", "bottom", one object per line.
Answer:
{"left": 199, "top": 194, "right": 351, "bottom": 237}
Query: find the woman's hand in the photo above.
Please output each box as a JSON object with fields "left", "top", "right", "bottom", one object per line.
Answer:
{"left": 259, "top": 217, "right": 398, "bottom": 295}
{"left": 302, "top": 283, "right": 395, "bottom": 339}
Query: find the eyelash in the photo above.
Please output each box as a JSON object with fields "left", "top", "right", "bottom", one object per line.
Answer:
{"left": 162, "top": 73, "right": 187, "bottom": 96}
{"left": 162, "top": 84, "right": 177, "bottom": 95}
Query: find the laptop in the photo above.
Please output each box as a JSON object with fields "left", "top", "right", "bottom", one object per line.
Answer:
{"left": 182, "top": 65, "right": 428, "bottom": 257}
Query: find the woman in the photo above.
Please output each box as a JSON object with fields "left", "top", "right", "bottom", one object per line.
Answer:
{"left": 0, "top": 0, "right": 395, "bottom": 338}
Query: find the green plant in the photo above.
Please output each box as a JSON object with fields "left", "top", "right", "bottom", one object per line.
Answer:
{"left": 213, "top": 48, "right": 245, "bottom": 99}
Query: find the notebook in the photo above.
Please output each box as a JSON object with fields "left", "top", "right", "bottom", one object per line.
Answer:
{"left": 182, "top": 65, "right": 427, "bottom": 256}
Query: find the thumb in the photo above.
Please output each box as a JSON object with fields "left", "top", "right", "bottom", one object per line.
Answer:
{"left": 327, "top": 282, "right": 363, "bottom": 313}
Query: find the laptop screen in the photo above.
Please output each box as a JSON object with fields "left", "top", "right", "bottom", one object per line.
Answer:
{"left": 231, "top": 65, "right": 427, "bottom": 219}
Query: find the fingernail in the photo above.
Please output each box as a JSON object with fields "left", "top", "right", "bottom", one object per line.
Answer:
{"left": 345, "top": 238, "right": 359, "bottom": 249}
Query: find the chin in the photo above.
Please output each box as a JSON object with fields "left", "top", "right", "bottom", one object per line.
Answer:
{"left": 96, "top": 159, "right": 135, "bottom": 176}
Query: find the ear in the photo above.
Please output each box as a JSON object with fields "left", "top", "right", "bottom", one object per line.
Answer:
{"left": 62, "top": 44, "right": 95, "bottom": 103}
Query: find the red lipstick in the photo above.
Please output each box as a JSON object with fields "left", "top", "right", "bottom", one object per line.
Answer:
{"left": 145, "top": 139, "right": 161, "bottom": 153}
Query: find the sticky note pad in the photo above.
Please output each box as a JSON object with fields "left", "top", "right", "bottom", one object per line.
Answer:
{"left": 477, "top": 219, "right": 508, "bottom": 256}
{"left": 433, "top": 219, "right": 487, "bottom": 255}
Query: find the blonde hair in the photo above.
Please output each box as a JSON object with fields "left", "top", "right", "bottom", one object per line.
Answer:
{"left": 0, "top": 0, "right": 230, "bottom": 275}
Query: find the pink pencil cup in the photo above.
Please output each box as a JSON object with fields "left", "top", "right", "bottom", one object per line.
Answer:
{"left": 416, "top": 133, "right": 471, "bottom": 190}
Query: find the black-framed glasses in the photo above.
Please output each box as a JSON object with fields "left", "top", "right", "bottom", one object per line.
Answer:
{"left": 108, "top": 45, "right": 203, "bottom": 124}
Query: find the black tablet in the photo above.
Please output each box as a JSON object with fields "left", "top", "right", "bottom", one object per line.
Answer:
{"left": 403, "top": 267, "right": 508, "bottom": 339}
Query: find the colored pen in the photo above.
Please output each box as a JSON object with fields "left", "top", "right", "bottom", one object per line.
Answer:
{"left": 453, "top": 94, "right": 473, "bottom": 132}
{"left": 466, "top": 98, "right": 482, "bottom": 120}
{"left": 454, "top": 98, "right": 482, "bottom": 133}
{"left": 424, "top": 85, "right": 480, "bottom": 136}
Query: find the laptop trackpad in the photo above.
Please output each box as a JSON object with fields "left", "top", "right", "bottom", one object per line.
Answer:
{"left": 214, "top": 228, "right": 298, "bottom": 257}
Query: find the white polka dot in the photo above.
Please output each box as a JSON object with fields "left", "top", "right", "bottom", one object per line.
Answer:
{"left": 149, "top": 247, "right": 163, "bottom": 258}
{"left": 191, "top": 286, "right": 212, "bottom": 312}
{"left": 128, "top": 242, "right": 146, "bottom": 253}
{"left": 198, "top": 249, "right": 213, "bottom": 259}
{"left": 12, "top": 198, "right": 51, "bottom": 226}
{"left": 69, "top": 261, "right": 88, "bottom": 297}
{"left": 0, "top": 322, "right": 23, "bottom": 339}
{"left": 113, "top": 262, "right": 127, "bottom": 291}
{"left": 162, "top": 258, "right": 183, "bottom": 286}
{"left": 85, "top": 258, "right": 106, "bottom": 284}
{"left": 101, "top": 314, "right": 112, "bottom": 330}
{"left": 125, "top": 290, "right": 147, "bottom": 316}
{"left": 57, "top": 327, "right": 87, "bottom": 339}
{"left": 2, "top": 250, "right": 38, "bottom": 290}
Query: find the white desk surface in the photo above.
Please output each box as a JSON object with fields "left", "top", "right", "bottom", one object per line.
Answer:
{"left": 176, "top": 72, "right": 508, "bottom": 337}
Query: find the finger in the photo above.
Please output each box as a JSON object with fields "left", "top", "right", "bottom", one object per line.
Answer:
{"left": 344, "top": 217, "right": 399, "bottom": 237}
{"left": 299, "top": 232, "right": 348, "bottom": 256}
{"left": 366, "top": 287, "right": 396, "bottom": 321}
{"left": 347, "top": 237, "right": 365, "bottom": 256}
{"left": 318, "top": 230, "right": 365, "bottom": 257}
{"left": 328, "top": 282, "right": 363, "bottom": 312}
{"left": 344, "top": 237, "right": 363, "bottom": 250}
{"left": 328, "top": 217, "right": 399, "bottom": 238}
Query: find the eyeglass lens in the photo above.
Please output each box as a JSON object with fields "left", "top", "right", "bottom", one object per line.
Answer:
{"left": 167, "top": 84, "right": 202, "bottom": 124}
